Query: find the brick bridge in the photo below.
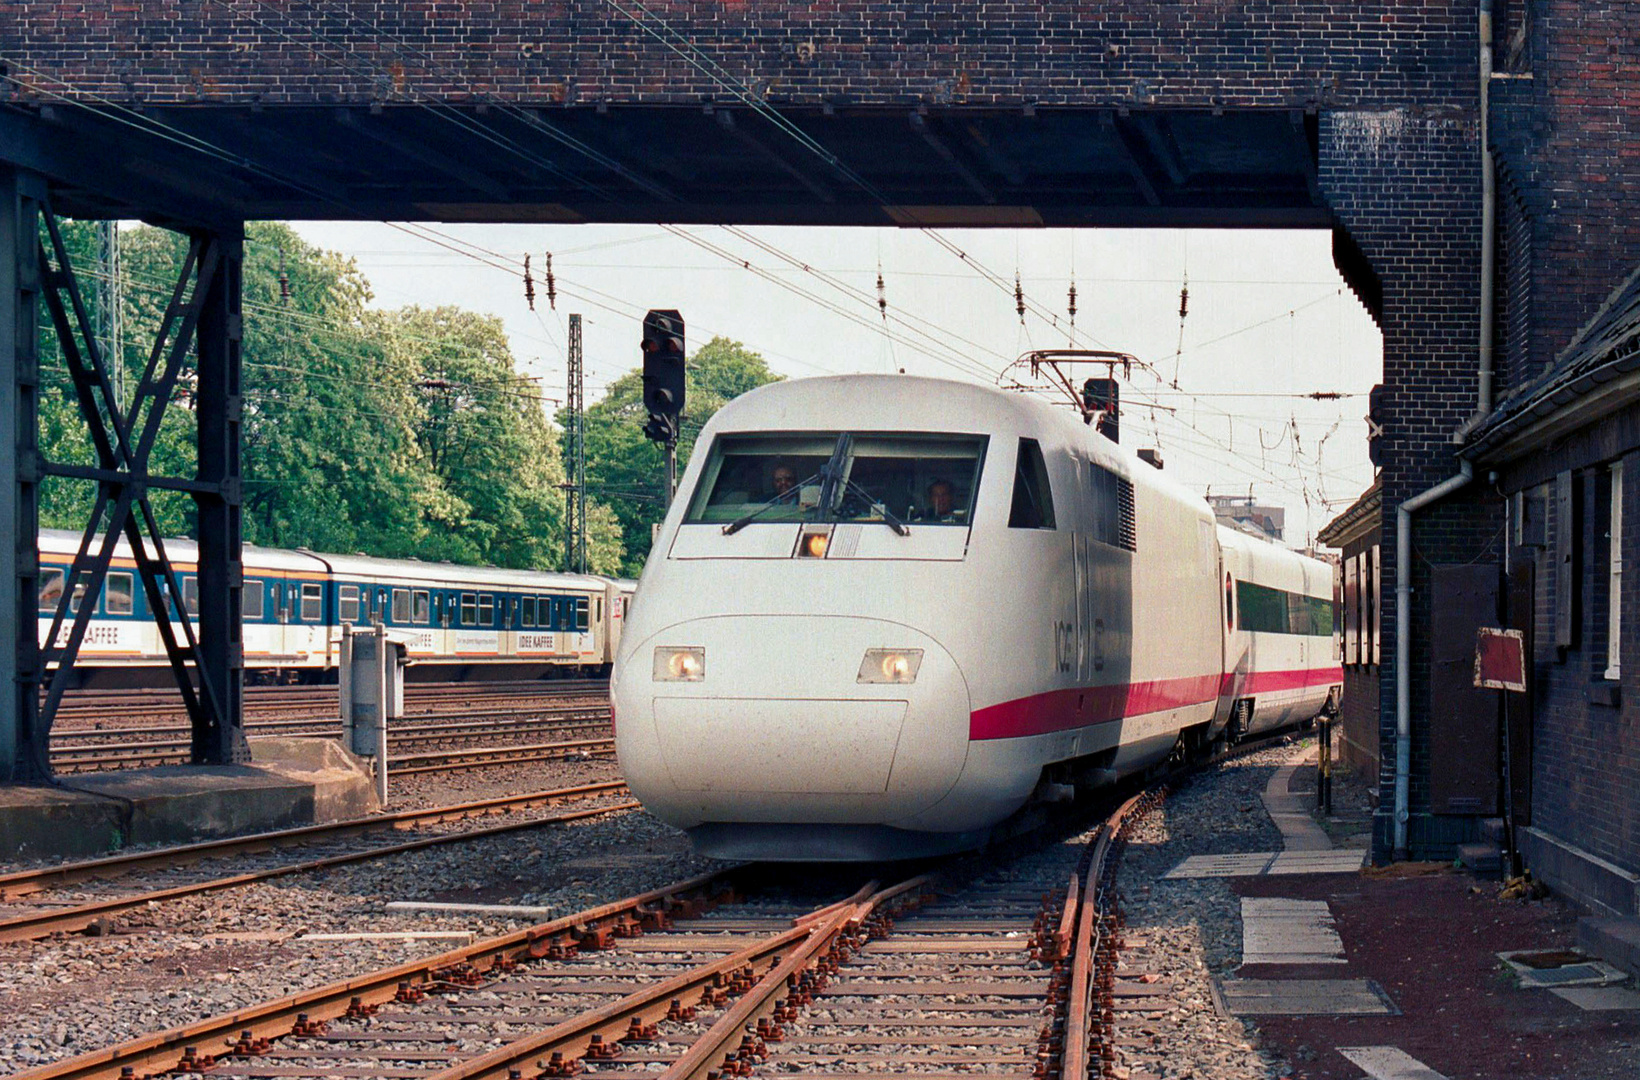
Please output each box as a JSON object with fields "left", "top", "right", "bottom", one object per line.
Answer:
{"left": 1, "top": 2, "right": 1636, "bottom": 867}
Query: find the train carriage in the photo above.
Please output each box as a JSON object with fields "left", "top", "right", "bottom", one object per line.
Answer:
{"left": 36, "top": 529, "right": 634, "bottom": 685}
{"left": 613, "top": 374, "right": 1341, "bottom": 861}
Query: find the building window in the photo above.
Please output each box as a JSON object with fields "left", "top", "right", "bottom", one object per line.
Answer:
{"left": 1607, "top": 461, "right": 1623, "bottom": 681}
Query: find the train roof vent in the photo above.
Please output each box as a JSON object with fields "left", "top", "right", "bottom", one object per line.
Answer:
{"left": 1117, "top": 477, "right": 1137, "bottom": 551}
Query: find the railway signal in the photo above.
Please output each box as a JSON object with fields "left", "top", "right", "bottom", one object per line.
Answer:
{"left": 641, "top": 309, "right": 685, "bottom": 505}
{"left": 642, "top": 309, "right": 686, "bottom": 444}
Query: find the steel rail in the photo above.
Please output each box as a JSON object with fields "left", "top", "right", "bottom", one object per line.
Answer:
{"left": 387, "top": 736, "right": 615, "bottom": 775}
{"left": 0, "top": 795, "right": 639, "bottom": 942}
{"left": 0, "top": 780, "right": 629, "bottom": 901}
{"left": 429, "top": 880, "right": 882, "bottom": 1080}
{"left": 50, "top": 702, "right": 610, "bottom": 743}
{"left": 6, "top": 869, "right": 738, "bottom": 1080}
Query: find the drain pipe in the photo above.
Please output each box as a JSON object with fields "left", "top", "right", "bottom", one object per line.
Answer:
{"left": 1393, "top": 0, "right": 1495, "bottom": 859}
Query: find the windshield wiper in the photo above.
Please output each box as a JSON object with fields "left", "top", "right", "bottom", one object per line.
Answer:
{"left": 838, "top": 478, "right": 910, "bottom": 536}
{"left": 721, "top": 471, "right": 822, "bottom": 535}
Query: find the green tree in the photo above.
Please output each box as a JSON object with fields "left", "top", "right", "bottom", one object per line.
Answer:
{"left": 568, "top": 337, "right": 782, "bottom": 577}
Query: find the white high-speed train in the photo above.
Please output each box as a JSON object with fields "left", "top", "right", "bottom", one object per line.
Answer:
{"left": 612, "top": 375, "right": 1341, "bottom": 860}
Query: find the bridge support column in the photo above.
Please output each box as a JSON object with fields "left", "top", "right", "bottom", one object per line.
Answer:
{"left": 192, "top": 227, "right": 248, "bottom": 764}
{"left": 0, "top": 167, "right": 46, "bottom": 782}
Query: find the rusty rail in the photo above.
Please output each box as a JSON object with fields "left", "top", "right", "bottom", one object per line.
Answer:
{"left": 7, "top": 869, "right": 737, "bottom": 1080}
{"left": 0, "top": 790, "right": 638, "bottom": 942}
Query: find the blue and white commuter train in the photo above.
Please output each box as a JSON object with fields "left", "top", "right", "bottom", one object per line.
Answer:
{"left": 37, "top": 529, "right": 635, "bottom": 686}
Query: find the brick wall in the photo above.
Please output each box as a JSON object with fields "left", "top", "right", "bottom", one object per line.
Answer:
{"left": 1, "top": 2, "right": 1478, "bottom": 110}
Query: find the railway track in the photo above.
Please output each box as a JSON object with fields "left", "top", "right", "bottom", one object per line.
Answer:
{"left": 0, "top": 780, "right": 637, "bottom": 943}
{"left": 6, "top": 788, "right": 1163, "bottom": 1080}
{"left": 52, "top": 680, "right": 610, "bottom": 726}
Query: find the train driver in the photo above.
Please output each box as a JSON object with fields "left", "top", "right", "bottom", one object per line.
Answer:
{"left": 921, "top": 479, "right": 957, "bottom": 522}
{"left": 771, "top": 464, "right": 798, "bottom": 499}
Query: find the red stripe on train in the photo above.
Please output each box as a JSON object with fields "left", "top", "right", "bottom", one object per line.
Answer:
{"left": 969, "top": 666, "right": 1342, "bottom": 741}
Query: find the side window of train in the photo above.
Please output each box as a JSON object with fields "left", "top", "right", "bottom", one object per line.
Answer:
{"left": 301, "top": 583, "right": 323, "bottom": 622}
{"left": 184, "top": 576, "right": 200, "bottom": 617}
{"left": 596, "top": 597, "right": 603, "bottom": 624}
{"left": 1225, "top": 576, "right": 1235, "bottom": 631}
{"left": 392, "top": 588, "right": 411, "bottom": 624}
{"left": 460, "top": 592, "right": 477, "bottom": 626}
{"left": 576, "top": 596, "right": 590, "bottom": 631}
{"left": 479, "top": 594, "right": 495, "bottom": 627}
{"left": 104, "top": 572, "right": 135, "bottom": 616}
{"left": 37, "top": 568, "right": 65, "bottom": 612}
{"left": 243, "top": 579, "right": 265, "bottom": 620}
{"left": 413, "top": 590, "right": 430, "bottom": 625}
{"left": 338, "top": 585, "right": 360, "bottom": 624}
{"left": 1008, "top": 438, "right": 1057, "bottom": 529}
{"left": 523, "top": 597, "right": 537, "bottom": 628}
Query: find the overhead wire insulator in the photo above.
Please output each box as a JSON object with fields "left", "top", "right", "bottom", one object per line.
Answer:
{"left": 1014, "top": 272, "right": 1025, "bottom": 323}
{"left": 876, "top": 267, "right": 887, "bottom": 322}
{"left": 1178, "top": 281, "right": 1189, "bottom": 320}
{"left": 277, "top": 246, "right": 290, "bottom": 305}
{"left": 523, "top": 254, "right": 536, "bottom": 311}
{"left": 545, "top": 252, "right": 557, "bottom": 310}
{"left": 1067, "top": 279, "right": 1077, "bottom": 324}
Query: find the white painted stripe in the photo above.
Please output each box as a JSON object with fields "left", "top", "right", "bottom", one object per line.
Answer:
{"left": 1336, "top": 1046, "right": 1449, "bottom": 1080}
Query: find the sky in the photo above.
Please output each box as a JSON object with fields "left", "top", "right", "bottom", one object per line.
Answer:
{"left": 289, "top": 221, "right": 1383, "bottom": 547}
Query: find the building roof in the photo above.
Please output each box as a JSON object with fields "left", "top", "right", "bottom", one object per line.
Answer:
{"left": 1317, "top": 479, "right": 1382, "bottom": 548}
{"left": 1464, "top": 263, "right": 1640, "bottom": 462}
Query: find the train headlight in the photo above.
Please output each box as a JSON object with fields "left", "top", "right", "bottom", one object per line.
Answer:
{"left": 796, "top": 525, "right": 831, "bottom": 558}
{"left": 857, "top": 648, "right": 923, "bottom": 684}
{"left": 654, "top": 646, "right": 706, "bottom": 682}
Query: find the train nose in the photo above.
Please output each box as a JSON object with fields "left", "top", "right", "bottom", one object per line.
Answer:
{"left": 614, "top": 615, "right": 969, "bottom": 826}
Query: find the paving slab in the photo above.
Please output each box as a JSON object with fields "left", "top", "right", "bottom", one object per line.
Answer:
{"left": 1336, "top": 1046, "right": 1449, "bottom": 1079}
{"left": 1163, "top": 852, "right": 1277, "bottom": 878}
{"left": 1548, "top": 986, "right": 1640, "bottom": 1011}
{"left": 1498, "top": 950, "right": 1629, "bottom": 988}
{"left": 1241, "top": 897, "right": 1346, "bottom": 964}
{"left": 1262, "top": 755, "right": 1334, "bottom": 852}
{"left": 1267, "top": 848, "right": 1368, "bottom": 875}
{"left": 1217, "top": 978, "right": 1397, "bottom": 1016}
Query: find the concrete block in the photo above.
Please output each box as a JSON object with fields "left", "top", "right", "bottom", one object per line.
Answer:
{"left": 0, "top": 738, "right": 377, "bottom": 860}
{"left": 1456, "top": 842, "right": 1501, "bottom": 874}
{"left": 1578, "top": 916, "right": 1640, "bottom": 978}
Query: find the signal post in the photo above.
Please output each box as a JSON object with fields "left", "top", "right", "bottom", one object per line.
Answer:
{"left": 641, "top": 310, "right": 685, "bottom": 508}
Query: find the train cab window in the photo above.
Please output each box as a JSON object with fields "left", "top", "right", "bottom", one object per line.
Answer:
{"left": 392, "top": 588, "right": 411, "bottom": 624}
{"left": 338, "top": 585, "right": 360, "bottom": 623}
{"left": 413, "top": 590, "right": 430, "bottom": 624}
{"left": 1008, "top": 438, "right": 1057, "bottom": 529}
{"left": 301, "top": 583, "right": 323, "bottom": 622}
{"left": 522, "top": 597, "right": 537, "bottom": 628}
{"left": 478, "top": 594, "right": 495, "bottom": 627}
{"left": 685, "top": 431, "right": 986, "bottom": 526}
{"left": 183, "top": 576, "right": 200, "bottom": 617}
{"left": 575, "top": 596, "right": 590, "bottom": 631}
{"left": 104, "top": 572, "right": 134, "bottom": 615}
{"left": 460, "top": 592, "right": 477, "bottom": 626}
{"left": 37, "top": 568, "right": 65, "bottom": 613}
{"left": 243, "top": 579, "right": 265, "bottom": 620}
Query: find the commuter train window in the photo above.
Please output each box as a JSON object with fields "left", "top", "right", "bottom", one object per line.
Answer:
{"left": 392, "top": 588, "right": 411, "bottom": 624}
{"left": 413, "top": 590, "right": 430, "bottom": 625}
{"left": 540, "top": 596, "right": 556, "bottom": 630}
{"left": 37, "top": 568, "right": 65, "bottom": 613}
{"left": 576, "top": 596, "right": 590, "bottom": 631}
{"left": 523, "top": 597, "right": 537, "bottom": 628}
{"left": 243, "top": 579, "right": 265, "bottom": 620}
{"left": 460, "top": 592, "right": 477, "bottom": 626}
{"left": 70, "top": 577, "right": 93, "bottom": 614}
{"left": 1008, "top": 438, "right": 1056, "bottom": 530}
{"left": 183, "top": 576, "right": 200, "bottom": 617}
{"left": 104, "top": 572, "right": 134, "bottom": 616}
{"left": 301, "top": 583, "right": 322, "bottom": 622}
{"left": 479, "top": 594, "right": 495, "bottom": 626}
{"left": 1236, "top": 580, "right": 1292, "bottom": 635}
{"left": 338, "top": 585, "right": 360, "bottom": 623}
{"left": 684, "top": 431, "right": 987, "bottom": 526}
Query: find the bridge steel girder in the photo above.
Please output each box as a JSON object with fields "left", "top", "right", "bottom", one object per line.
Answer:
{"left": 1, "top": 167, "right": 45, "bottom": 783}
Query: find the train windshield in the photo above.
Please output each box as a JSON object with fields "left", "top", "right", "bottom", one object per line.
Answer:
{"left": 686, "top": 432, "right": 988, "bottom": 526}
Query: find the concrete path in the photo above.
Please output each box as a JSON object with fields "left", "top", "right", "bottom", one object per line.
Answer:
{"left": 1261, "top": 752, "right": 1334, "bottom": 851}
